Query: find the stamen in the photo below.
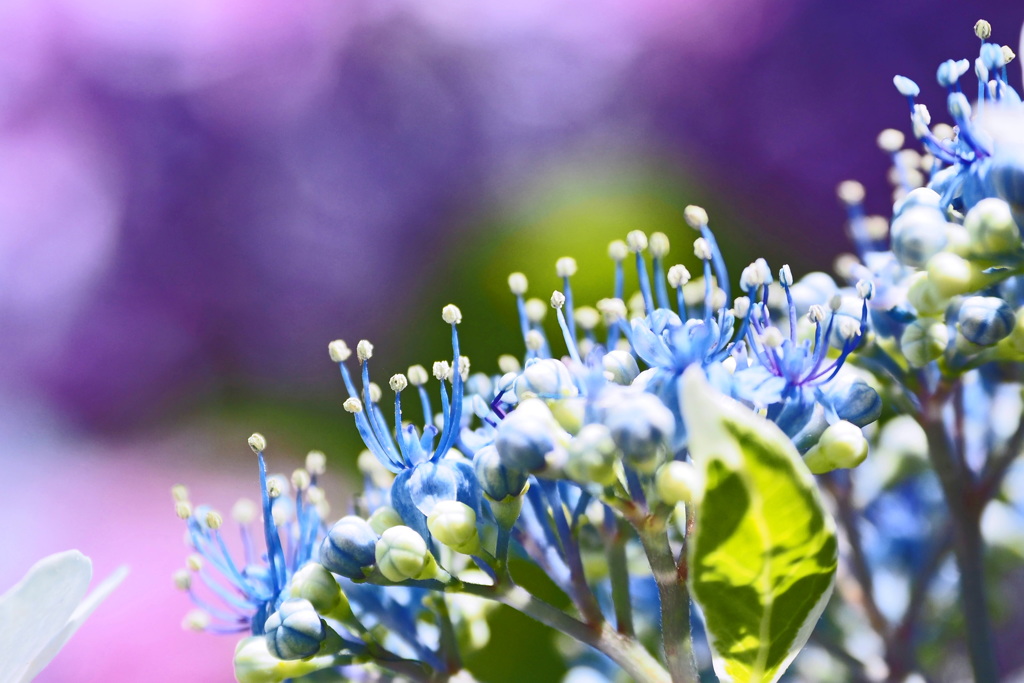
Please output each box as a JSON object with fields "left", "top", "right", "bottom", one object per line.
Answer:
{"left": 497, "top": 354, "right": 521, "bottom": 374}
{"left": 627, "top": 230, "right": 655, "bottom": 317}
{"left": 556, "top": 258, "right": 578, "bottom": 342}
{"left": 328, "top": 340, "right": 351, "bottom": 363}
{"left": 649, "top": 232, "right": 671, "bottom": 310}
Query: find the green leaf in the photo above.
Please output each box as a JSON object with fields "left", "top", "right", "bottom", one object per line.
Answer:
{"left": 681, "top": 367, "right": 837, "bottom": 683}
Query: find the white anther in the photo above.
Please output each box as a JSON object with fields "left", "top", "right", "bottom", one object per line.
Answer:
{"left": 525, "top": 330, "right": 545, "bottom": 351}
{"left": 1003, "top": 45, "right": 1016, "bottom": 63}
{"left": 356, "top": 340, "right": 373, "bottom": 362}
{"left": 267, "top": 479, "right": 282, "bottom": 499}
{"left": 837, "top": 317, "right": 862, "bottom": 340}
{"left": 343, "top": 397, "right": 363, "bottom": 414}
{"left": 626, "top": 230, "right": 648, "bottom": 253}
{"left": 173, "top": 569, "right": 191, "bottom": 591}
{"left": 328, "top": 339, "right": 351, "bottom": 363}
{"left": 649, "top": 232, "right": 670, "bottom": 258}
{"left": 175, "top": 501, "right": 192, "bottom": 520}
{"left": 247, "top": 433, "right": 267, "bottom": 453}
{"left": 837, "top": 180, "right": 865, "bottom": 205}
{"left": 555, "top": 257, "right": 578, "bottom": 278}
{"left": 390, "top": 374, "right": 408, "bottom": 392}
{"left": 779, "top": 264, "right": 794, "bottom": 287}
{"left": 833, "top": 253, "right": 859, "bottom": 280}
{"left": 368, "top": 382, "right": 382, "bottom": 403}
{"left": 458, "top": 356, "right": 470, "bottom": 381}
{"left": 597, "top": 298, "right": 627, "bottom": 324}
{"left": 608, "top": 240, "right": 628, "bottom": 261}
{"left": 550, "top": 291, "right": 566, "bottom": 309}
{"left": 876, "top": 128, "right": 905, "bottom": 152}
{"left": 306, "top": 452, "right": 326, "bottom": 477}
{"left": 408, "top": 365, "right": 429, "bottom": 386}
{"left": 497, "top": 354, "right": 521, "bottom": 374}
{"left": 205, "top": 510, "right": 223, "bottom": 530}
{"left": 693, "top": 237, "right": 712, "bottom": 261}
{"left": 442, "top": 304, "right": 463, "bottom": 325}
{"left": 186, "top": 554, "right": 203, "bottom": 572}
{"left": 974, "top": 19, "right": 992, "bottom": 40}
{"left": 808, "top": 305, "right": 828, "bottom": 324}
{"left": 525, "top": 298, "right": 547, "bottom": 323}
{"left": 761, "top": 327, "right": 785, "bottom": 349}
{"left": 508, "top": 272, "right": 528, "bottom": 296}
{"left": 684, "top": 205, "right": 709, "bottom": 228}
{"left": 573, "top": 306, "right": 599, "bottom": 331}
{"left": 433, "top": 360, "right": 451, "bottom": 381}
{"left": 733, "top": 297, "right": 751, "bottom": 319}
{"left": 931, "top": 123, "right": 953, "bottom": 141}
{"left": 306, "top": 486, "right": 325, "bottom": 505}
{"left": 183, "top": 610, "right": 209, "bottom": 632}
{"left": 865, "top": 216, "right": 889, "bottom": 240}
{"left": 232, "top": 498, "right": 257, "bottom": 524}
{"left": 171, "top": 484, "right": 189, "bottom": 502}
{"left": 667, "top": 264, "right": 691, "bottom": 288}
{"left": 291, "top": 469, "right": 311, "bottom": 492}
{"left": 856, "top": 279, "right": 874, "bottom": 300}
{"left": 753, "top": 258, "right": 772, "bottom": 284}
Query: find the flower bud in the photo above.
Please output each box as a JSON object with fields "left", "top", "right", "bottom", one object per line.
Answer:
{"left": 655, "top": 460, "right": 701, "bottom": 505}
{"left": 958, "top": 296, "right": 1015, "bottom": 346}
{"left": 368, "top": 506, "right": 405, "bottom": 535}
{"left": 803, "top": 421, "right": 869, "bottom": 474}
{"left": 495, "top": 399, "right": 561, "bottom": 471}
{"left": 565, "top": 423, "right": 619, "bottom": 487}
{"left": 375, "top": 526, "right": 433, "bottom": 582}
{"left": 264, "top": 599, "right": 328, "bottom": 660}
{"left": 515, "top": 358, "right": 577, "bottom": 399}
{"left": 900, "top": 317, "right": 949, "bottom": 367}
{"left": 473, "top": 444, "right": 529, "bottom": 501}
{"left": 320, "top": 516, "right": 378, "bottom": 579}
{"left": 233, "top": 636, "right": 334, "bottom": 683}
{"left": 427, "top": 501, "right": 481, "bottom": 555}
{"left": 602, "top": 350, "right": 640, "bottom": 385}
{"left": 602, "top": 390, "right": 675, "bottom": 473}
{"left": 890, "top": 206, "right": 948, "bottom": 267}
{"left": 288, "top": 563, "right": 342, "bottom": 616}
{"left": 825, "top": 377, "right": 881, "bottom": 427}
{"left": 926, "top": 252, "right": 979, "bottom": 298}
{"left": 964, "top": 198, "right": 1020, "bottom": 256}
{"left": 248, "top": 433, "right": 267, "bottom": 453}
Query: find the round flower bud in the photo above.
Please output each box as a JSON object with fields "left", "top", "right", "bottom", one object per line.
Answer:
{"left": 974, "top": 19, "right": 992, "bottom": 40}
{"left": 555, "top": 257, "right": 578, "bottom": 278}
{"left": 958, "top": 296, "right": 1015, "bottom": 346}
{"left": 565, "top": 423, "right": 618, "bottom": 487}
{"left": 427, "top": 501, "right": 481, "bottom": 555}
{"left": 508, "top": 272, "right": 528, "bottom": 296}
{"left": 905, "top": 272, "right": 947, "bottom": 316}
{"left": 375, "top": 526, "right": 431, "bottom": 582}
{"left": 368, "top": 506, "right": 405, "bottom": 535}
{"left": 803, "top": 421, "right": 869, "bottom": 474}
{"left": 836, "top": 180, "right": 865, "bottom": 205}
{"left": 320, "top": 516, "right": 378, "bottom": 579}
{"left": 495, "top": 399, "right": 560, "bottom": 471}
{"left": 900, "top": 318, "right": 949, "bottom": 367}
{"left": 356, "top": 340, "right": 373, "bottom": 362}
{"left": 825, "top": 376, "right": 882, "bottom": 427}
{"left": 515, "top": 358, "right": 577, "bottom": 399}
{"left": 233, "top": 635, "right": 334, "bottom": 683}
{"left": 927, "top": 252, "right": 979, "bottom": 298}
{"left": 473, "top": 444, "right": 529, "bottom": 501}
{"left": 442, "top": 304, "right": 463, "bottom": 325}
{"left": 602, "top": 390, "right": 675, "bottom": 473}
{"left": 683, "top": 205, "right": 709, "bottom": 228}
{"left": 328, "top": 340, "right": 351, "bottom": 363}
{"left": 264, "top": 599, "right": 327, "bottom": 660}
{"left": 602, "top": 350, "right": 640, "bottom": 385}
{"left": 655, "top": 460, "right": 701, "bottom": 505}
{"left": 649, "top": 232, "right": 670, "bottom": 258}
{"left": 289, "top": 563, "right": 342, "bottom": 615}
{"left": 964, "top": 198, "right": 1020, "bottom": 256}
{"left": 890, "top": 206, "right": 948, "bottom": 267}
{"left": 607, "top": 240, "right": 628, "bottom": 261}
{"left": 626, "top": 230, "right": 648, "bottom": 252}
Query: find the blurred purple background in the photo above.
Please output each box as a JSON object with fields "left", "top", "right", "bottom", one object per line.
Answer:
{"left": 0, "top": 1, "right": 1021, "bottom": 681}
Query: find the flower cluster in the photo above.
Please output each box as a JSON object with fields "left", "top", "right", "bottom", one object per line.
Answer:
{"left": 173, "top": 20, "right": 1024, "bottom": 683}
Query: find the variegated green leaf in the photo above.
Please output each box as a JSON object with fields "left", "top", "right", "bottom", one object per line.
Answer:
{"left": 681, "top": 367, "right": 837, "bottom": 683}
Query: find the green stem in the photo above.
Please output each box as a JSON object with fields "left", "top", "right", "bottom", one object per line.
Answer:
{"left": 456, "top": 581, "right": 670, "bottom": 682}
{"left": 606, "top": 517, "right": 635, "bottom": 636}
{"left": 634, "top": 516, "right": 699, "bottom": 683}
{"left": 919, "top": 392, "right": 999, "bottom": 682}
{"left": 431, "top": 593, "right": 462, "bottom": 674}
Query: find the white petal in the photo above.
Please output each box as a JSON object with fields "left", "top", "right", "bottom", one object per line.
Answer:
{"left": 19, "top": 565, "right": 129, "bottom": 683}
{"left": 0, "top": 551, "right": 92, "bottom": 683}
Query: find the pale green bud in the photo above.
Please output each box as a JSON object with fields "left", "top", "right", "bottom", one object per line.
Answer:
{"left": 655, "top": 460, "right": 701, "bottom": 505}
{"left": 565, "top": 423, "right": 618, "bottom": 487}
{"left": 233, "top": 636, "right": 334, "bottom": 683}
{"left": 905, "top": 272, "right": 948, "bottom": 316}
{"left": 548, "top": 397, "right": 585, "bottom": 434}
{"left": 900, "top": 317, "right": 949, "bottom": 367}
{"left": 964, "top": 198, "right": 1020, "bottom": 256}
{"left": 602, "top": 349, "right": 640, "bottom": 385}
{"left": 367, "top": 506, "right": 404, "bottom": 535}
{"left": 427, "top": 501, "right": 481, "bottom": 555}
{"left": 288, "top": 563, "right": 341, "bottom": 615}
{"left": 803, "top": 421, "right": 869, "bottom": 474}
{"left": 375, "top": 526, "right": 433, "bottom": 582}
{"left": 926, "top": 251, "right": 976, "bottom": 298}
{"left": 1007, "top": 307, "right": 1024, "bottom": 355}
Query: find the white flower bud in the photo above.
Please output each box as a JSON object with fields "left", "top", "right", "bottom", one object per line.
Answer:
{"left": 173, "top": 569, "right": 191, "bottom": 591}
{"left": 205, "top": 510, "right": 223, "bottom": 530}
{"left": 761, "top": 327, "right": 784, "bottom": 349}
{"left": 803, "top": 421, "right": 869, "bottom": 474}
{"left": 836, "top": 180, "right": 865, "bottom": 205}
{"left": 175, "top": 501, "right": 192, "bottom": 520}
{"left": 779, "top": 264, "right": 794, "bottom": 287}
{"left": 667, "top": 264, "right": 691, "bottom": 289}
{"left": 368, "top": 382, "right": 382, "bottom": 403}
{"left": 626, "top": 230, "right": 648, "bottom": 253}
{"left": 684, "top": 205, "right": 709, "bottom": 228}
{"left": 876, "top": 128, "right": 905, "bottom": 152}
{"left": 497, "top": 355, "right": 521, "bottom": 374}
{"left": 356, "top": 340, "right": 373, "bottom": 362}
{"left": 291, "top": 469, "right": 311, "bottom": 491}
{"left": 389, "top": 374, "right": 408, "bottom": 392}
{"left": 305, "top": 451, "right": 326, "bottom": 475}
{"left": 555, "top": 257, "right": 577, "bottom": 278}
{"left": 550, "top": 291, "right": 566, "bottom": 309}
{"left": 232, "top": 498, "right": 257, "bottom": 524}
{"left": 508, "top": 272, "right": 528, "bottom": 296}
{"left": 433, "top": 361, "right": 451, "bottom": 381}
{"left": 343, "top": 397, "right": 363, "bottom": 414}
{"left": 407, "top": 365, "right": 429, "bottom": 386}
{"left": 608, "top": 240, "right": 628, "bottom": 261}
{"left": 974, "top": 19, "right": 991, "bottom": 40}
{"left": 733, "top": 296, "right": 751, "bottom": 319}
{"left": 574, "top": 306, "right": 600, "bottom": 331}
{"left": 525, "top": 298, "right": 547, "bottom": 323}
{"left": 807, "top": 305, "right": 827, "bottom": 324}
{"left": 248, "top": 433, "right": 267, "bottom": 453}
{"left": 597, "top": 298, "right": 627, "bottom": 324}
{"left": 693, "top": 237, "right": 712, "bottom": 261}
{"left": 442, "top": 304, "right": 462, "bottom": 325}
{"left": 649, "top": 232, "right": 670, "bottom": 258}
{"left": 525, "top": 330, "right": 545, "bottom": 351}
{"left": 656, "top": 460, "right": 701, "bottom": 505}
